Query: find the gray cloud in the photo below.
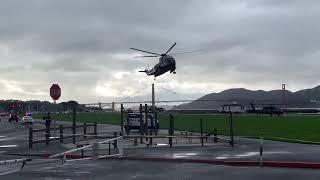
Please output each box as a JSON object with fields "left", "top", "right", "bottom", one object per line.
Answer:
{"left": 0, "top": 0, "right": 320, "bottom": 103}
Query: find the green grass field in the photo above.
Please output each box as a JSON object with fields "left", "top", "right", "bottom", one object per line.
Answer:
{"left": 33, "top": 112, "right": 320, "bottom": 142}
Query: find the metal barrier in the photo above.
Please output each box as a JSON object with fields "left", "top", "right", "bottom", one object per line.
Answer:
{"left": 0, "top": 158, "right": 31, "bottom": 165}
{"left": 49, "top": 136, "right": 123, "bottom": 164}
{"left": 29, "top": 122, "right": 97, "bottom": 148}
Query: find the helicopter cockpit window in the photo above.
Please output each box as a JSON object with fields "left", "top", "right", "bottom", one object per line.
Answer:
{"left": 158, "top": 59, "right": 167, "bottom": 67}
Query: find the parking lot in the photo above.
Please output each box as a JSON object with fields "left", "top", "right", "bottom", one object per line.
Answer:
{"left": 2, "top": 120, "right": 320, "bottom": 179}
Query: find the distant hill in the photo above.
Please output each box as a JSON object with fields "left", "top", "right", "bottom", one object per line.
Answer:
{"left": 175, "top": 86, "right": 320, "bottom": 109}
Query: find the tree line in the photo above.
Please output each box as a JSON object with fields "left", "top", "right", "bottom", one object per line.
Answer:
{"left": 0, "top": 100, "right": 86, "bottom": 114}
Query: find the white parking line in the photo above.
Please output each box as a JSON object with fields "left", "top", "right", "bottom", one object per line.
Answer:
{"left": 0, "top": 169, "right": 21, "bottom": 176}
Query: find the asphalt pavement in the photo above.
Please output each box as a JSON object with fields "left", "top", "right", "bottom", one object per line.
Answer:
{"left": 2, "top": 119, "right": 320, "bottom": 179}
{"left": 3, "top": 159, "right": 320, "bottom": 180}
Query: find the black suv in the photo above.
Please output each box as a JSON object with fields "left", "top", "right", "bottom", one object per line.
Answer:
{"left": 124, "top": 112, "right": 159, "bottom": 134}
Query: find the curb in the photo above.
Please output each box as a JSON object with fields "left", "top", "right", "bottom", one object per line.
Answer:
{"left": 242, "top": 136, "right": 320, "bottom": 145}
{"left": 113, "top": 156, "right": 320, "bottom": 169}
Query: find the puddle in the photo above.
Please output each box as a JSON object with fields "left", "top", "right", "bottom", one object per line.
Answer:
{"left": 0, "top": 145, "right": 18, "bottom": 148}
{"left": 156, "top": 143, "right": 168, "bottom": 146}
{"left": 0, "top": 137, "right": 17, "bottom": 141}
{"left": 216, "top": 156, "right": 229, "bottom": 160}
{"left": 49, "top": 137, "right": 60, "bottom": 139}
{"left": 235, "top": 152, "right": 259, "bottom": 157}
{"left": 264, "top": 151, "right": 293, "bottom": 155}
{"left": 172, "top": 153, "right": 198, "bottom": 158}
{"left": 215, "top": 151, "right": 293, "bottom": 160}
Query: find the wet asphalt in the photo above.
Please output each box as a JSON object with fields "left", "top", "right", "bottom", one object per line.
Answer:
{"left": 3, "top": 159, "right": 320, "bottom": 180}
{"left": 1, "top": 119, "right": 320, "bottom": 179}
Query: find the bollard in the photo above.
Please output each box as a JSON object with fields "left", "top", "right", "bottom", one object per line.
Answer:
{"left": 29, "top": 127, "right": 33, "bottom": 149}
{"left": 72, "top": 106, "right": 76, "bottom": 144}
{"left": 59, "top": 125, "right": 63, "bottom": 143}
{"left": 62, "top": 153, "right": 66, "bottom": 165}
{"left": 94, "top": 122, "right": 97, "bottom": 138}
{"left": 83, "top": 123, "right": 87, "bottom": 139}
{"left": 134, "top": 138, "right": 138, "bottom": 146}
{"left": 169, "top": 114, "right": 174, "bottom": 147}
{"left": 45, "top": 120, "right": 51, "bottom": 145}
{"left": 229, "top": 112, "right": 234, "bottom": 147}
{"left": 113, "top": 132, "right": 118, "bottom": 148}
{"left": 154, "top": 111, "right": 158, "bottom": 135}
{"left": 108, "top": 141, "right": 111, "bottom": 155}
{"left": 92, "top": 143, "right": 99, "bottom": 160}
{"left": 213, "top": 128, "right": 217, "bottom": 143}
{"left": 81, "top": 149, "right": 84, "bottom": 158}
{"left": 139, "top": 104, "right": 144, "bottom": 143}
{"left": 149, "top": 115, "right": 153, "bottom": 146}
{"left": 145, "top": 104, "right": 148, "bottom": 141}
{"left": 121, "top": 104, "right": 124, "bottom": 136}
{"left": 149, "top": 136, "right": 152, "bottom": 146}
{"left": 200, "top": 118, "right": 204, "bottom": 147}
{"left": 126, "top": 114, "right": 130, "bottom": 135}
{"left": 150, "top": 113, "right": 154, "bottom": 136}
{"left": 260, "top": 137, "right": 264, "bottom": 166}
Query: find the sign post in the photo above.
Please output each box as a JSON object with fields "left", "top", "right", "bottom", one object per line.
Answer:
{"left": 50, "top": 84, "right": 61, "bottom": 144}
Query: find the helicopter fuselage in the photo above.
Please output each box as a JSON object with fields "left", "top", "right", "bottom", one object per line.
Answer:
{"left": 146, "top": 55, "right": 176, "bottom": 77}
{"left": 131, "top": 42, "right": 177, "bottom": 78}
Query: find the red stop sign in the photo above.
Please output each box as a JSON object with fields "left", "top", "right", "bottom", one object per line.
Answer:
{"left": 50, "top": 84, "right": 61, "bottom": 101}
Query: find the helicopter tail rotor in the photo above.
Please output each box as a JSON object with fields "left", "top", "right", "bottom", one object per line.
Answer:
{"left": 138, "top": 68, "right": 148, "bottom": 73}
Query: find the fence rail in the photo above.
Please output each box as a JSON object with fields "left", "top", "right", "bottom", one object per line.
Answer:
{"left": 49, "top": 136, "right": 123, "bottom": 164}
{"left": 29, "top": 122, "right": 97, "bottom": 148}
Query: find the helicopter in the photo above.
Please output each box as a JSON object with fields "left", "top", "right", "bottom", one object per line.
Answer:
{"left": 130, "top": 42, "right": 177, "bottom": 78}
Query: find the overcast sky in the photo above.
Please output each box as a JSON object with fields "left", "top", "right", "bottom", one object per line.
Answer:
{"left": 1, "top": 0, "right": 320, "bottom": 103}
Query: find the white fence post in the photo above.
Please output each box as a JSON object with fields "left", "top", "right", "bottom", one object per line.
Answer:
{"left": 259, "top": 137, "right": 263, "bottom": 166}
{"left": 119, "top": 136, "right": 123, "bottom": 157}
{"left": 50, "top": 136, "right": 123, "bottom": 162}
{"left": 62, "top": 153, "right": 66, "bottom": 164}
{"left": 92, "top": 142, "right": 99, "bottom": 160}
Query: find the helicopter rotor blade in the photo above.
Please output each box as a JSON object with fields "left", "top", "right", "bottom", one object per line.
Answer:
{"left": 169, "top": 49, "right": 205, "bottom": 56}
{"left": 134, "top": 55, "right": 159, "bottom": 58}
{"left": 164, "top": 42, "right": 177, "bottom": 55}
{"left": 130, "top": 48, "right": 161, "bottom": 56}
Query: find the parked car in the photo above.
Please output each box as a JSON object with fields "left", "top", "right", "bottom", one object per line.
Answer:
{"left": 20, "top": 116, "right": 34, "bottom": 125}
{"left": 0, "top": 113, "right": 10, "bottom": 121}
{"left": 124, "top": 112, "right": 159, "bottom": 134}
{"left": 260, "top": 106, "right": 283, "bottom": 116}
